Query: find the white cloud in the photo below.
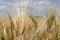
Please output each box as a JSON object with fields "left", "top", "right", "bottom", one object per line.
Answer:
{"left": 45, "top": 1, "right": 50, "bottom": 5}
{"left": 0, "top": 5, "right": 6, "bottom": 10}
{"left": 38, "top": 1, "right": 45, "bottom": 4}
{"left": 38, "top": 1, "right": 50, "bottom": 5}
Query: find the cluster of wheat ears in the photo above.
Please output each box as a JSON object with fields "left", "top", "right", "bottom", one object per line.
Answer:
{"left": 0, "top": 10, "right": 60, "bottom": 40}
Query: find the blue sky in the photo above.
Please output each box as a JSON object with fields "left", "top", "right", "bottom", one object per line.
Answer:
{"left": 0, "top": 0, "right": 60, "bottom": 17}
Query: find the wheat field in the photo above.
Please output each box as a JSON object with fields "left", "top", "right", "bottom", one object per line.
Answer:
{"left": 0, "top": 7, "right": 60, "bottom": 40}
{"left": 0, "top": 10, "right": 60, "bottom": 40}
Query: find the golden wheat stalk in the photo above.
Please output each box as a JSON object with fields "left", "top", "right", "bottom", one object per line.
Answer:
{"left": 7, "top": 14, "right": 17, "bottom": 40}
